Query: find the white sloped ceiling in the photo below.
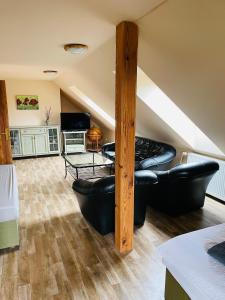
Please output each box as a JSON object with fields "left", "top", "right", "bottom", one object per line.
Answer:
{"left": 56, "top": 0, "right": 225, "bottom": 158}
{"left": 1, "top": 0, "right": 224, "bottom": 157}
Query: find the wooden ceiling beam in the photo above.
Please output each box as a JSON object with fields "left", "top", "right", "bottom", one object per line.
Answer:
{"left": 115, "top": 21, "right": 138, "bottom": 254}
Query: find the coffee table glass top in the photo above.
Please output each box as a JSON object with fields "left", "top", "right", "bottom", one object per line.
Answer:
{"left": 64, "top": 152, "right": 113, "bottom": 168}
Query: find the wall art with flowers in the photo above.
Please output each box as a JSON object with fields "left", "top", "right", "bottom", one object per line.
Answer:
{"left": 16, "top": 95, "right": 39, "bottom": 110}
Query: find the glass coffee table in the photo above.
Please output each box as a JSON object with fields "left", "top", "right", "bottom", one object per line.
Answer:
{"left": 63, "top": 152, "right": 114, "bottom": 180}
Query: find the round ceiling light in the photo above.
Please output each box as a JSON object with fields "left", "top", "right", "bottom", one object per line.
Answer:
{"left": 64, "top": 43, "right": 88, "bottom": 54}
{"left": 43, "top": 70, "right": 58, "bottom": 74}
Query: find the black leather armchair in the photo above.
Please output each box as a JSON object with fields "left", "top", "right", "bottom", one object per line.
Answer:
{"left": 148, "top": 161, "right": 219, "bottom": 215}
{"left": 73, "top": 170, "right": 158, "bottom": 235}
{"left": 102, "top": 137, "right": 176, "bottom": 171}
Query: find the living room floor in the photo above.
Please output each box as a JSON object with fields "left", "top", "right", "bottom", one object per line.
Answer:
{"left": 1, "top": 156, "right": 225, "bottom": 300}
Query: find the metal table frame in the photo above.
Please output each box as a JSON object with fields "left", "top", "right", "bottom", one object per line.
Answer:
{"left": 63, "top": 152, "right": 114, "bottom": 180}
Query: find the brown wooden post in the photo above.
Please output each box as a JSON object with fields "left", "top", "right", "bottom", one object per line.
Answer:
{"left": 115, "top": 21, "right": 138, "bottom": 254}
{"left": 0, "top": 80, "right": 12, "bottom": 164}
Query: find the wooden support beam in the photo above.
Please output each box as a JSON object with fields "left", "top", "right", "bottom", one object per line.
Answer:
{"left": 0, "top": 80, "right": 12, "bottom": 164}
{"left": 115, "top": 21, "right": 138, "bottom": 254}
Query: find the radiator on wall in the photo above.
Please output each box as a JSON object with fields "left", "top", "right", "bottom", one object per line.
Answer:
{"left": 187, "top": 152, "right": 225, "bottom": 202}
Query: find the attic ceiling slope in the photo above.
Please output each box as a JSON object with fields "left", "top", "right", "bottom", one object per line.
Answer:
{"left": 137, "top": 0, "right": 225, "bottom": 155}
{"left": 2, "top": 0, "right": 223, "bottom": 157}
{"left": 0, "top": 0, "right": 164, "bottom": 79}
{"left": 56, "top": 0, "right": 225, "bottom": 157}
{"left": 55, "top": 37, "right": 189, "bottom": 149}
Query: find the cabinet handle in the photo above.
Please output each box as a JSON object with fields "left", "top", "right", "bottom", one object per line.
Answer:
{"left": 0, "top": 128, "right": 10, "bottom": 141}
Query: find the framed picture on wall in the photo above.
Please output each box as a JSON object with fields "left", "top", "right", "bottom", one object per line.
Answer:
{"left": 16, "top": 95, "right": 39, "bottom": 110}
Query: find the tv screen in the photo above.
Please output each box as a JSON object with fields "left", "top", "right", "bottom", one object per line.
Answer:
{"left": 60, "top": 113, "right": 91, "bottom": 131}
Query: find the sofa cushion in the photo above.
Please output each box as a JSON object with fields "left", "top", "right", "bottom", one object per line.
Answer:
{"left": 135, "top": 137, "right": 162, "bottom": 161}
{"left": 104, "top": 151, "right": 115, "bottom": 161}
{"left": 102, "top": 136, "right": 176, "bottom": 171}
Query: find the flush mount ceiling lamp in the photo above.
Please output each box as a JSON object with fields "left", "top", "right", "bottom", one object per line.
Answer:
{"left": 43, "top": 70, "right": 58, "bottom": 74}
{"left": 64, "top": 43, "right": 88, "bottom": 54}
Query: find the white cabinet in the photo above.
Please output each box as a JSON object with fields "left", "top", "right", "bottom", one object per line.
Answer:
{"left": 48, "top": 128, "right": 60, "bottom": 153}
{"left": 63, "top": 131, "right": 86, "bottom": 154}
{"left": 21, "top": 135, "right": 35, "bottom": 156}
{"left": 34, "top": 134, "right": 48, "bottom": 155}
{"left": 10, "top": 126, "right": 60, "bottom": 158}
{"left": 10, "top": 129, "right": 22, "bottom": 157}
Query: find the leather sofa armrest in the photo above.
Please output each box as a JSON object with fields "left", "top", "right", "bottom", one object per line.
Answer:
{"left": 135, "top": 170, "right": 158, "bottom": 185}
{"left": 73, "top": 175, "right": 115, "bottom": 195}
{"left": 138, "top": 158, "right": 158, "bottom": 170}
{"left": 72, "top": 179, "right": 96, "bottom": 195}
{"left": 169, "top": 161, "right": 219, "bottom": 179}
{"left": 73, "top": 170, "right": 158, "bottom": 195}
{"left": 153, "top": 170, "right": 169, "bottom": 181}
{"left": 102, "top": 142, "right": 115, "bottom": 152}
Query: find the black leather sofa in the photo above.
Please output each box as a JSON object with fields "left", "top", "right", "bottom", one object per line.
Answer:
{"left": 148, "top": 161, "right": 219, "bottom": 215}
{"left": 102, "top": 136, "right": 176, "bottom": 171}
{"left": 72, "top": 170, "right": 158, "bottom": 235}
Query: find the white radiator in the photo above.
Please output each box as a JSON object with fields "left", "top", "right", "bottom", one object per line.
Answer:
{"left": 187, "top": 152, "right": 225, "bottom": 202}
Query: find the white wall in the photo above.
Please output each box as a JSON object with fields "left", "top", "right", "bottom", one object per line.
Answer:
{"left": 55, "top": 0, "right": 225, "bottom": 159}
{"left": 6, "top": 80, "right": 61, "bottom": 127}
{"left": 61, "top": 91, "right": 114, "bottom": 143}
{"left": 137, "top": 0, "right": 225, "bottom": 156}
{"left": 55, "top": 38, "right": 188, "bottom": 152}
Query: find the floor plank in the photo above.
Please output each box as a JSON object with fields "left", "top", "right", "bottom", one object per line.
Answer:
{"left": 0, "top": 156, "right": 225, "bottom": 300}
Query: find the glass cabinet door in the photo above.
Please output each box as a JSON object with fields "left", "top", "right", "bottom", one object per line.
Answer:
{"left": 64, "top": 132, "right": 84, "bottom": 139}
{"left": 10, "top": 129, "right": 22, "bottom": 156}
{"left": 48, "top": 128, "right": 59, "bottom": 153}
{"left": 64, "top": 132, "right": 84, "bottom": 144}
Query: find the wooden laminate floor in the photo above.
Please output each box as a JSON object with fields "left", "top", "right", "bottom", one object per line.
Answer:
{"left": 1, "top": 156, "right": 225, "bottom": 300}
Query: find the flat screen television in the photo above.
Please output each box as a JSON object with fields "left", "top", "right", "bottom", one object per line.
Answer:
{"left": 60, "top": 112, "right": 91, "bottom": 131}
